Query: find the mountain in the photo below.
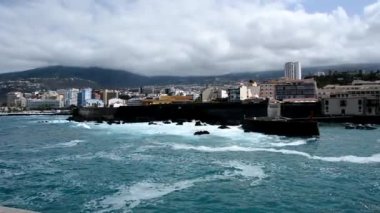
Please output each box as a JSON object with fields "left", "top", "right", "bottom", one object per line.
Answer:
{"left": 0, "top": 65, "right": 283, "bottom": 91}
{"left": 0, "top": 66, "right": 150, "bottom": 88}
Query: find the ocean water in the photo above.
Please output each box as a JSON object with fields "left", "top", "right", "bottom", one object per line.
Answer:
{"left": 0, "top": 116, "right": 380, "bottom": 212}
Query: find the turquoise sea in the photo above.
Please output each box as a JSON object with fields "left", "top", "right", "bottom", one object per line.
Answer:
{"left": 0, "top": 116, "right": 380, "bottom": 212}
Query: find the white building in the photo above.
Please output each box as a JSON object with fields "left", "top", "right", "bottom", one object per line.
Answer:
{"left": 201, "top": 87, "right": 219, "bottom": 102}
{"left": 228, "top": 85, "right": 248, "bottom": 102}
{"left": 247, "top": 82, "right": 260, "bottom": 99}
{"left": 284, "top": 62, "right": 302, "bottom": 80}
{"left": 275, "top": 79, "right": 317, "bottom": 101}
{"left": 7, "top": 92, "right": 23, "bottom": 107}
{"left": 84, "top": 99, "right": 104, "bottom": 108}
{"left": 78, "top": 88, "right": 92, "bottom": 107}
{"left": 259, "top": 83, "right": 276, "bottom": 99}
{"left": 108, "top": 98, "right": 126, "bottom": 108}
{"left": 127, "top": 98, "right": 144, "bottom": 106}
{"left": 26, "top": 99, "right": 62, "bottom": 110}
{"left": 63, "top": 88, "right": 79, "bottom": 107}
{"left": 320, "top": 81, "right": 380, "bottom": 116}
{"left": 218, "top": 90, "right": 228, "bottom": 99}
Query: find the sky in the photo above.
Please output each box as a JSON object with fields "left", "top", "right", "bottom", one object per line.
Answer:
{"left": 0, "top": 0, "right": 379, "bottom": 76}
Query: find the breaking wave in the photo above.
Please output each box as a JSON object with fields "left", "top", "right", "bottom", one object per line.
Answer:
{"left": 169, "top": 144, "right": 380, "bottom": 164}
{"left": 42, "top": 119, "right": 69, "bottom": 124}
{"left": 91, "top": 121, "right": 312, "bottom": 149}
{"left": 74, "top": 123, "right": 91, "bottom": 129}
{"left": 269, "top": 140, "right": 308, "bottom": 147}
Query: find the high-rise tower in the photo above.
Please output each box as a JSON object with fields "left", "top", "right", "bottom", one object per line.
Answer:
{"left": 284, "top": 62, "right": 302, "bottom": 80}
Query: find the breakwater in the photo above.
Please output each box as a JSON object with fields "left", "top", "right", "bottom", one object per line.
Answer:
{"left": 70, "top": 101, "right": 380, "bottom": 124}
{"left": 72, "top": 102, "right": 268, "bottom": 125}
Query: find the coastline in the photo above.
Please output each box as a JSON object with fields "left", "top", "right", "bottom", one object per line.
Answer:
{"left": 0, "top": 111, "right": 71, "bottom": 116}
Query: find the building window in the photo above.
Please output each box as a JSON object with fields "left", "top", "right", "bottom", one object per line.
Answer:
{"left": 341, "top": 109, "right": 346, "bottom": 115}
{"left": 358, "top": 100, "right": 362, "bottom": 105}
{"left": 340, "top": 100, "right": 347, "bottom": 107}
{"left": 325, "top": 100, "right": 329, "bottom": 105}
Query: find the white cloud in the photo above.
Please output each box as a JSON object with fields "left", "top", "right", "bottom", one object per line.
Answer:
{"left": 0, "top": 0, "right": 379, "bottom": 76}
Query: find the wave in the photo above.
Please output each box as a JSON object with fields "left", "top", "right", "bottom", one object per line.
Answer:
{"left": 91, "top": 121, "right": 253, "bottom": 139}
{"left": 90, "top": 121, "right": 312, "bottom": 149}
{"left": 45, "top": 140, "right": 86, "bottom": 148}
{"left": 92, "top": 151, "right": 124, "bottom": 161}
{"left": 0, "top": 169, "right": 25, "bottom": 178}
{"left": 74, "top": 123, "right": 91, "bottom": 129}
{"left": 313, "top": 154, "right": 380, "bottom": 164}
{"left": 89, "top": 160, "right": 266, "bottom": 212}
{"left": 45, "top": 120, "right": 70, "bottom": 124}
{"left": 269, "top": 140, "right": 308, "bottom": 147}
{"left": 53, "top": 151, "right": 123, "bottom": 162}
{"left": 169, "top": 144, "right": 380, "bottom": 164}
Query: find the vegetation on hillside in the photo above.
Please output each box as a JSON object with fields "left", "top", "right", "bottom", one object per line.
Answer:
{"left": 305, "top": 70, "right": 380, "bottom": 88}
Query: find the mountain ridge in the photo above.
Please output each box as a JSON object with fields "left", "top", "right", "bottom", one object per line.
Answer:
{"left": 1, "top": 63, "right": 380, "bottom": 89}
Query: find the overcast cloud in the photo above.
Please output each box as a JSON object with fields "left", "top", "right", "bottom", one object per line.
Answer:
{"left": 0, "top": 0, "right": 379, "bottom": 76}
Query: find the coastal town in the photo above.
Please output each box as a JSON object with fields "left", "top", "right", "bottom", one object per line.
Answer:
{"left": 2, "top": 61, "right": 380, "bottom": 118}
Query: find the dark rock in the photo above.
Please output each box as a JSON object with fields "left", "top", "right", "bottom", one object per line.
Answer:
{"left": 176, "top": 121, "right": 184, "bottom": 125}
{"left": 195, "top": 121, "right": 203, "bottom": 126}
{"left": 218, "top": 125, "right": 229, "bottom": 129}
{"left": 163, "top": 120, "right": 171, "bottom": 124}
{"left": 194, "top": 130, "right": 210, "bottom": 135}
{"left": 149, "top": 121, "right": 157, "bottom": 125}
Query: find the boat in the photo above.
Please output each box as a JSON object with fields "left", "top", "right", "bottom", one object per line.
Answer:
{"left": 345, "top": 123, "right": 356, "bottom": 129}
{"left": 242, "top": 117, "right": 320, "bottom": 137}
{"left": 356, "top": 124, "right": 365, "bottom": 129}
{"left": 365, "top": 124, "right": 377, "bottom": 130}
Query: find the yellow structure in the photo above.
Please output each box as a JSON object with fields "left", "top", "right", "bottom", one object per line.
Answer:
{"left": 143, "top": 96, "right": 193, "bottom": 105}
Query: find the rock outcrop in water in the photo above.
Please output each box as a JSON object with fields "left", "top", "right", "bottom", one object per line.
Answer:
{"left": 218, "top": 125, "right": 229, "bottom": 129}
{"left": 194, "top": 130, "right": 210, "bottom": 135}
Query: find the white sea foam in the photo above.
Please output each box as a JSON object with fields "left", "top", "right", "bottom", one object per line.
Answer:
{"left": 92, "top": 121, "right": 311, "bottom": 149}
{"left": 313, "top": 154, "right": 380, "bottom": 164}
{"left": 169, "top": 144, "right": 380, "bottom": 164}
{"left": 93, "top": 151, "right": 124, "bottom": 161}
{"left": 93, "top": 121, "right": 250, "bottom": 139}
{"left": 46, "top": 120, "right": 69, "bottom": 124}
{"left": 58, "top": 140, "right": 86, "bottom": 147}
{"left": 94, "top": 179, "right": 200, "bottom": 212}
{"left": 222, "top": 161, "right": 266, "bottom": 178}
{"left": 45, "top": 140, "right": 86, "bottom": 148}
{"left": 0, "top": 169, "right": 25, "bottom": 178}
{"left": 75, "top": 123, "right": 91, "bottom": 129}
{"left": 269, "top": 140, "right": 308, "bottom": 147}
{"left": 218, "top": 161, "right": 267, "bottom": 186}
{"left": 55, "top": 151, "right": 124, "bottom": 161}
{"left": 91, "top": 160, "right": 266, "bottom": 212}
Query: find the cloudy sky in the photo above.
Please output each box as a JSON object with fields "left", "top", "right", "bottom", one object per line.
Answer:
{"left": 0, "top": 0, "right": 379, "bottom": 76}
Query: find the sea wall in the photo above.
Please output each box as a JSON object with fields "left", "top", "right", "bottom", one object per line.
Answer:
{"left": 74, "top": 102, "right": 268, "bottom": 124}
{"left": 76, "top": 107, "right": 117, "bottom": 120}
{"left": 72, "top": 101, "right": 380, "bottom": 124}
{"left": 281, "top": 102, "right": 322, "bottom": 118}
